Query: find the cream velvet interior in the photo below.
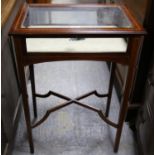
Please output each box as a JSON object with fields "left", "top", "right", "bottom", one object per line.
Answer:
{"left": 26, "top": 38, "right": 127, "bottom": 53}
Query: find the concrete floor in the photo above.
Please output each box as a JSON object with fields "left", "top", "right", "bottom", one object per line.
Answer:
{"left": 12, "top": 61, "right": 138, "bottom": 155}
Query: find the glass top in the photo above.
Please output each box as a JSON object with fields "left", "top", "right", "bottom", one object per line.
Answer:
{"left": 22, "top": 6, "right": 133, "bottom": 28}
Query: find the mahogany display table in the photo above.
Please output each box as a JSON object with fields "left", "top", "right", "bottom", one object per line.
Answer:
{"left": 10, "top": 3, "right": 145, "bottom": 153}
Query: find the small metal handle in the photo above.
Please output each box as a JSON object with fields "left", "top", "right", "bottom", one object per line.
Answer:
{"left": 70, "top": 38, "right": 85, "bottom": 41}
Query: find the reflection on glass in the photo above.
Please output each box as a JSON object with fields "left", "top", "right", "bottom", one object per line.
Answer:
{"left": 22, "top": 6, "right": 133, "bottom": 28}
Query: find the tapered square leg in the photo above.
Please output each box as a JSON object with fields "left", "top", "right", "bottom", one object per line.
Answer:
{"left": 12, "top": 37, "right": 34, "bottom": 153}
{"left": 21, "top": 66, "right": 34, "bottom": 153}
{"left": 114, "top": 37, "right": 144, "bottom": 152}
{"left": 29, "top": 64, "right": 37, "bottom": 118}
{"left": 106, "top": 62, "right": 116, "bottom": 117}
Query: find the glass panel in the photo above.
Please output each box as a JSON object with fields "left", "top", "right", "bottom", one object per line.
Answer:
{"left": 26, "top": 38, "right": 128, "bottom": 53}
{"left": 22, "top": 6, "right": 133, "bottom": 28}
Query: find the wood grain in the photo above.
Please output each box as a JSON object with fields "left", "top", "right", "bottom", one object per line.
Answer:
{"left": 119, "top": 0, "right": 148, "bottom": 23}
{"left": 27, "top": 0, "right": 51, "bottom": 3}
{"left": 1, "top": 0, "right": 17, "bottom": 27}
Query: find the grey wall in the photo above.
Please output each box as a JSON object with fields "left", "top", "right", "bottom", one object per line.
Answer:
{"left": 2, "top": 0, "right": 25, "bottom": 154}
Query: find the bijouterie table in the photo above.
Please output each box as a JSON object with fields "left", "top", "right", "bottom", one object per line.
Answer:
{"left": 9, "top": 3, "right": 145, "bottom": 153}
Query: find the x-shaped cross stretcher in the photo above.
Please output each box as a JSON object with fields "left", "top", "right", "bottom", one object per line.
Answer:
{"left": 31, "top": 90, "right": 118, "bottom": 129}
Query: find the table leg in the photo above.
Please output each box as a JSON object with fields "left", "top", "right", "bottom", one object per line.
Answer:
{"left": 29, "top": 64, "right": 37, "bottom": 118}
{"left": 105, "top": 62, "right": 116, "bottom": 117}
{"left": 12, "top": 37, "right": 34, "bottom": 153}
{"left": 114, "top": 37, "right": 144, "bottom": 152}
{"left": 19, "top": 65, "right": 34, "bottom": 153}
{"left": 114, "top": 66, "right": 132, "bottom": 152}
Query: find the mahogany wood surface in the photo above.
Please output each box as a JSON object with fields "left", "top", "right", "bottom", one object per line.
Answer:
{"left": 1, "top": 0, "right": 17, "bottom": 27}
{"left": 119, "top": 0, "right": 148, "bottom": 23}
{"left": 10, "top": 3, "right": 145, "bottom": 36}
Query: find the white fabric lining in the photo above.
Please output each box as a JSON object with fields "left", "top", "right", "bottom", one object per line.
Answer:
{"left": 26, "top": 38, "right": 127, "bottom": 53}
